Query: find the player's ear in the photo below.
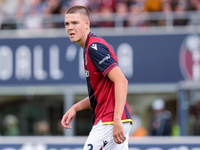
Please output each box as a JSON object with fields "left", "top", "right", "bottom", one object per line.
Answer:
{"left": 85, "top": 19, "right": 90, "bottom": 29}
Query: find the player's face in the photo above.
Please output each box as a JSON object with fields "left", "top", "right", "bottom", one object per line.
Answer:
{"left": 65, "top": 13, "right": 89, "bottom": 46}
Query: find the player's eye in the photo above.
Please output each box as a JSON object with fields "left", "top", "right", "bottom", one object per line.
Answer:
{"left": 64, "top": 22, "right": 69, "bottom": 26}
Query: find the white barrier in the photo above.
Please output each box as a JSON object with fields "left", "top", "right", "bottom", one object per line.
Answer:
{"left": 0, "top": 136, "right": 200, "bottom": 150}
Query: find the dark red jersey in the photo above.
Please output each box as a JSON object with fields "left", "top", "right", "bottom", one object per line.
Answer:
{"left": 83, "top": 32, "right": 132, "bottom": 125}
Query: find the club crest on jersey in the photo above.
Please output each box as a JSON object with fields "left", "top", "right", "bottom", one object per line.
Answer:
{"left": 179, "top": 35, "right": 200, "bottom": 81}
{"left": 91, "top": 43, "right": 97, "bottom": 50}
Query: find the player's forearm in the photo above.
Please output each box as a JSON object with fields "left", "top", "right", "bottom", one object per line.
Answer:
{"left": 72, "top": 96, "right": 91, "bottom": 112}
{"left": 114, "top": 78, "right": 128, "bottom": 121}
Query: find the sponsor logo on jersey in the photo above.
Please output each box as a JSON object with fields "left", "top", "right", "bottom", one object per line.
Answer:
{"left": 179, "top": 35, "right": 200, "bottom": 81}
{"left": 98, "top": 54, "right": 110, "bottom": 65}
{"left": 91, "top": 44, "right": 97, "bottom": 50}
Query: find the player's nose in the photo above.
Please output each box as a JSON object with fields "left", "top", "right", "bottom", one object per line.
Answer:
{"left": 68, "top": 23, "right": 74, "bottom": 30}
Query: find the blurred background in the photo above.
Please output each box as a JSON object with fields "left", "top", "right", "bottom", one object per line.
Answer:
{"left": 0, "top": 0, "right": 200, "bottom": 149}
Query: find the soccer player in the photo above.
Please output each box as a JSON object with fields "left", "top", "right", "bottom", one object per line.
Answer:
{"left": 61, "top": 5, "right": 132, "bottom": 150}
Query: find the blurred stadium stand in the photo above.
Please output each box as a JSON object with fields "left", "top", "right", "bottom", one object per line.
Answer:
{"left": 0, "top": 11, "right": 200, "bottom": 30}
{"left": 0, "top": 0, "right": 200, "bottom": 30}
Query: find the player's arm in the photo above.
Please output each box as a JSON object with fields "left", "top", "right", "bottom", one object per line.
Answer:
{"left": 61, "top": 96, "right": 91, "bottom": 129}
{"left": 107, "top": 66, "right": 128, "bottom": 144}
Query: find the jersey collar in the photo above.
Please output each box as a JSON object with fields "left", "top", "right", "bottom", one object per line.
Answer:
{"left": 84, "top": 32, "right": 93, "bottom": 50}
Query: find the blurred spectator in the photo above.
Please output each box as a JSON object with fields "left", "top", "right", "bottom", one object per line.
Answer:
{"left": 0, "top": 0, "right": 19, "bottom": 29}
{"left": 128, "top": 0, "right": 145, "bottom": 12}
{"left": 115, "top": 2, "right": 129, "bottom": 27}
{"left": 43, "top": 4, "right": 55, "bottom": 28}
{"left": 99, "top": 6, "right": 115, "bottom": 27}
{"left": 127, "top": 2, "right": 147, "bottom": 27}
{"left": 33, "top": 120, "right": 51, "bottom": 135}
{"left": 149, "top": 99, "right": 172, "bottom": 136}
{"left": 188, "top": 0, "right": 199, "bottom": 10}
{"left": 45, "top": 0, "right": 62, "bottom": 14}
{"left": 3, "top": 114, "right": 21, "bottom": 136}
{"left": 88, "top": 0, "right": 101, "bottom": 27}
{"left": 43, "top": 0, "right": 63, "bottom": 28}
{"left": 100, "top": 0, "right": 115, "bottom": 10}
{"left": 70, "top": 0, "right": 90, "bottom": 7}
{"left": 0, "top": 0, "right": 19, "bottom": 15}
{"left": 144, "top": 0, "right": 162, "bottom": 12}
{"left": 173, "top": 0, "right": 189, "bottom": 26}
{"left": 15, "top": 0, "right": 25, "bottom": 29}
{"left": 60, "top": 0, "right": 71, "bottom": 14}
{"left": 176, "top": 0, "right": 190, "bottom": 10}
{"left": 129, "top": 105, "right": 147, "bottom": 137}
{"left": 88, "top": 0, "right": 101, "bottom": 11}
{"left": 158, "top": 2, "right": 172, "bottom": 26}
{"left": 187, "top": 0, "right": 200, "bottom": 26}
{"left": 144, "top": 0, "right": 162, "bottom": 26}
{"left": 23, "top": 0, "right": 43, "bottom": 29}
{"left": 162, "top": 2, "right": 173, "bottom": 14}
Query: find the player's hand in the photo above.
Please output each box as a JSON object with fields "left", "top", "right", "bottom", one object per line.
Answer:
{"left": 113, "top": 119, "right": 126, "bottom": 144}
{"left": 61, "top": 107, "right": 76, "bottom": 129}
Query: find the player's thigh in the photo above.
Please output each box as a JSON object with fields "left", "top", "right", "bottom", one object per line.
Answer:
{"left": 103, "top": 122, "right": 132, "bottom": 150}
{"left": 83, "top": 121, "right": 132, "bottom": 150}
{"left": 83, "top": 121, "right": 103, "bottom": 150}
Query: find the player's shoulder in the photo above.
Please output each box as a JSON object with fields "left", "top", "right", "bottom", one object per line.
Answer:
{"left": 87, "top": 34, "right": 110, "bottom": 54}
{"left": 88, "top": 42, "right": 108, "bottom": 54}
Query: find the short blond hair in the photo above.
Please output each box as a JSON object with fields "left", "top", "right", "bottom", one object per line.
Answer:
{"left": 66, "top": 5, "right": 90, "bottom": 21}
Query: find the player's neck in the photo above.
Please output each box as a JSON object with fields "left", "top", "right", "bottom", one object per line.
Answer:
{"left": 78, "top": 30, "right": 90, "bottom": 49}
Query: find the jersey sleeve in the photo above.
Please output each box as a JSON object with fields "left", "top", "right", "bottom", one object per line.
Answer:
{"left": 88, "top": 43, "right": 118, "bottom": 76}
